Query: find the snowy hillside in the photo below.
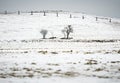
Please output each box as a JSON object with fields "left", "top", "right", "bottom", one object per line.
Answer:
{"left": 0, "top": 12, "right": 120, "bottom": 40}
{"left": 0, "top": 12, "right": 120, "bottom": 83}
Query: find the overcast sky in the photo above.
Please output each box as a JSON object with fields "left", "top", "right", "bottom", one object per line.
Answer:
{"left": 0, "top": 0, "right": 120, "bottom": 18}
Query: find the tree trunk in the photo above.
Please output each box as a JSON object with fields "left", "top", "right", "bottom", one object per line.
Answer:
{"left": 43, "top": 35, "right": 46, "bottom": 39}
{"left": 66, "top": 33, "right": 70, "bottom": 39}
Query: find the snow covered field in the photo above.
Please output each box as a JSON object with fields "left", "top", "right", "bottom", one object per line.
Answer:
{"left": 0, "top": 12, "right": 120, "bottom": 83}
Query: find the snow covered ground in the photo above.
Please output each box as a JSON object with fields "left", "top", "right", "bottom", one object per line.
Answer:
{"left": 0, "top": 12, "right": 120, "bottom": 40}
{"left": 0, "top": 12, "right": 120, "bottom": 83}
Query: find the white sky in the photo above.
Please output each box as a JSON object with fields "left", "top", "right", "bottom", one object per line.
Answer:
{"left": 0, "top": 0, "right": 120, "bottom": 18}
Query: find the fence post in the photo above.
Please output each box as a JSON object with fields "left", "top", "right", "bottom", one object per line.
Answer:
{"left": 5, "top": 11, "right": 7, "bottom": 14}
{"left": 18, "top": 11, "right": 20, "bottom": 15}
{"left": 82, "top": 16, "right": 84, "bottom": 19}
{"left": 96, "top": 17, "right": 98, "bottom": 21}
{"left": 43, "top": 11, "right": 46, "bottom": 16}
{"left": 56, "top": 12, "right": 58, "bottom": 17}
{"left": 31, "top": 11, "right": 33, "bottom": 15}
{"left": 70, "top": 14, "right": 72, "bottom": 18}
{"left": 109, "top": 18, "right": 111, "bottom": 23}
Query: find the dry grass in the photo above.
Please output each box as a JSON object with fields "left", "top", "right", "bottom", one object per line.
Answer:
{"left": 51, "top": 52, "right": 58, "bottom": 54}
{"left": 94, "top": 68, "right": 104, "bottom": 72}
{"left": 62, "top": 71, "right": 80, "bottom": 77}
{"left": 85, "top": 59, "right": 98, "bottom": 65}
{"left": 38, "top": 51, "right": 48, "bottom": 54}
{"left": 47, "top": 63, "right": 60, "bottom": 66}
{"left": 31, "top": 62, "right": 36, "bottom": 65}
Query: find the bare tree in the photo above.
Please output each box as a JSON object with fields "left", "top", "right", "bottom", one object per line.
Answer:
{"left": 40, "top": 29, "right": 48, "bottom": 39}
{"left": 62, "top": 25, "right": 73, "bottom": 39}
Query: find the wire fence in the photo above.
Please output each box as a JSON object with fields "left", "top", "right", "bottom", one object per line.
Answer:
{"left": 0, "top": 10, "right": 112, "bottom": 23}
